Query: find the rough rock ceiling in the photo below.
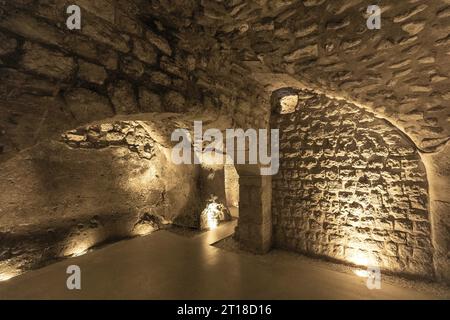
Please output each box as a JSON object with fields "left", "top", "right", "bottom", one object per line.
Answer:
{"left": 143, "top": 0, "right": 450, "bottom": 151}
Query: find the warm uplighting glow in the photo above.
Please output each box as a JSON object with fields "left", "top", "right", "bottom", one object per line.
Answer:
{"left": 200, "top": 196, "right": 231, "bottom": 230}
{"left": 62, "top": 231, "right": 100, "bottom": 258}
{"left": 133, "top": 223, "right": 157, "bottom": 236}
{"left": 64, "top": 241, "right": 93, "bottom": 257}
{"left": 346, "top": 249, "right": 377, "bottom": 268}
{"left": 0, "top": 274, "right": 15, "bottom": 282}
{"left": 207, "top": 209, "right": 219, "bottom": 230}
{"left": 0, "top": 270, "right": 20, "bottom": 282}
{"left": 127, "top": 165, "right": 160, "bottom": 193}
{"left": 354, "top": 269, "right": 370, "bottom": 278}
{"left": 348, "top": 253, "right": 370, "bottom": 266}
{"left": 71, "top": 248, "right": 90, "bottom": 257}
{"left": 204, "top": 202, "right": 220, "bottom": 230}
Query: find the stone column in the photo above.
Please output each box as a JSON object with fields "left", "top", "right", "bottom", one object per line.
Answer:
{"left": 422, "top": 144, "right": 450, "bottom": 284}
{"left": 235, "top": 165, "right": 272, "bottom": 254}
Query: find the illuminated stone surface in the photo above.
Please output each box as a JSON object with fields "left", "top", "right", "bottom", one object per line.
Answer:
{"left": 0, "top": 0, "right": 448, "bottom": 285}
{"left": 272, "top": 89, "right": 432, "bottom": 277}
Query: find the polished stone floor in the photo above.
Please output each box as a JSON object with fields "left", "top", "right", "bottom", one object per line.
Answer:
{"left": 0, "top": 221, "right": 445, "bottom": 299}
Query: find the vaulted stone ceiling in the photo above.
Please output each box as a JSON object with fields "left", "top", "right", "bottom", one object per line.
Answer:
{"left": 141, "top": 0, "right": 450, "bottom": 151}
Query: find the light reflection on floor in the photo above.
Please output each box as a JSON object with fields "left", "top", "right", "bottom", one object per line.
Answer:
{"left": 0, "top": 220, "right": 445, "bottom": 300}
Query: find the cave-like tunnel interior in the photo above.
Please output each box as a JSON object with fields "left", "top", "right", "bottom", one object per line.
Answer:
{"left": 0, "top": 0, "right": 449, "bottom": 300}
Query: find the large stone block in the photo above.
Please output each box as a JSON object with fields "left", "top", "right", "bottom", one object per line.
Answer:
{"left": 237, "top": 173, "right": 272, "bottom": 253}
{"left": 0, "top": 68, "right": 57, "bottom": 96}
{"left": 163, "top": 91, "right": 186, "bottom": 113}
{"left": 237, "top": 221, "right": 272, "bottom": 254}
{"left": 160, "top": 56, "right": 188, "bottom": 79}
{"left": 76, "top": 0, "right": 115, "bottom": 23}
{"left": 78, "top": 60, "right": 108, "bottom": 85}
{"left": 133, "top": 38, "right": 158, "bottom": 65}
{"left": 145, "top": 30, "right": 172, "bottom": 56}
{"left": 116, "top": 11, "right": 142, "bottom": 35}
{"left": 149, "top": 71, "right": 172, "bottom": 87}
{"left": 284, "top": 44, "right": 319, "bottom": 62}
{"left": 64, "top": 88, "right": 114, "bottom": 123}
{"left": 20, "top": 42, "right": 76, "bottom": 80}
{"left": 120, "top": 56, "right": 145, "bottom": 78}
{"left": 0, "top": 12, "right": 64, "bottom": 46}
{"left": 81, "top": 15, "right": 130, "bottom": 53}
{"left": 138, "top": 87, "right": 163, "bottom": 112}
{"left": 108, "top": 81, "right": 139, "bottom": 114}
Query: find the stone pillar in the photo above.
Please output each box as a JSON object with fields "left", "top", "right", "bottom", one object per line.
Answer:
{"left": 422, "top": 144, "right": 450, "bottom": 284}
{"left": 235, "top": 165, "right": 272, "bottom": 254}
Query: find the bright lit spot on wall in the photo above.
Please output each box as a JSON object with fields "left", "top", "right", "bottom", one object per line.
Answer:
{"left": 133, "top": 223, "right": 157, "bottom": 236}
{"left": 0, "top": 269, "right": 20, "bottom": 282}
{"left": 346, "top": 250, "right": 377, "bottom": 267}
{"left": 200, "top": 196, "right": 232, "bottom": 230}
{"left": 71, "top": 248, "right": 90, "bottom": 257}
{"left": 0, "top": 273, "right": 17, "bottom": 282}
{"left": 354, "top": 269, "right": 370, "bottom": 278}
{"left": 206, "top": 204, "right": 219, "bottom": 230}
{"left": 202, "top": 201, "right": 221, "bottom": 230}
{"left": 64, "top": 240, "right": 93, "bottom": 258}
{"left": 128, "top": 166, "right": 159, "bottom": 192}
{"left": 144, "top": 166, "right": 158, "bottom": 181}
{"left": 279, "top": 95, "right": 298, "bottom": 114}
{"left": 349, "top": 253, "right": 369, "bottom": 266}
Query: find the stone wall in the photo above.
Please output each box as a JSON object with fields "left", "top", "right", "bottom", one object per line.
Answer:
{"left": 272, "top": 89, "right": 433, "bottom": 278}
{"left": 61, "top": 120, "right": 156, "bottom": 159}
{"left": 0, "top": 118, "right": 201, "bottom": 276}
{"left": 0, "top": 0, "right": 448, "bottom": 283}
{"left": 0, "top": 0, "right": 269, "bottom": 278}
{"left": 191, "top": 0, "right": 450, "bottom": 152}
{"left": 0, "top": 0, "right": 269, "bottom": 164}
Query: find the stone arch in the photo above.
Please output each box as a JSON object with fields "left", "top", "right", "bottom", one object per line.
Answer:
{"left": 270, "top": 87, "right": 434, "bottom": 278}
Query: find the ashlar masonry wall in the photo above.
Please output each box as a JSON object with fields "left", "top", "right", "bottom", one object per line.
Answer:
{"left": 272, "top": 89, "right": 433, "bottom": 278}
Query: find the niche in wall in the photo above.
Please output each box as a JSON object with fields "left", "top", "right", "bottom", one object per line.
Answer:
{"left": 271, "top": 88, "right": 433, "bottom": 278}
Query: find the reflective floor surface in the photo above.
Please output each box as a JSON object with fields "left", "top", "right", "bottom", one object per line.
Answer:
{"left": 0, "top": 221, "right": 446, "bottom": 300}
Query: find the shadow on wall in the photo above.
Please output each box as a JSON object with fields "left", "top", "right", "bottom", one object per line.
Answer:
{"left": 271, "top": 88, "right": 434, "bottom": 280}
{"left": 0, "top": 118, "right": 202, "bottom": 279}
